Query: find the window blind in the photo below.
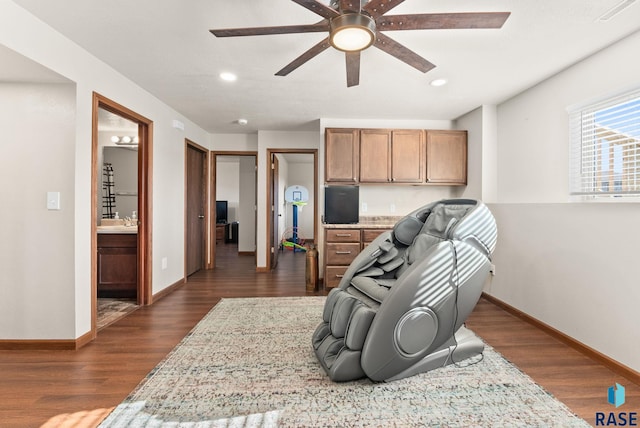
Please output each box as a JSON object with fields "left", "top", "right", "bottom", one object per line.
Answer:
{"left": 569, "top": 87, "right": 640, "bottom": 197}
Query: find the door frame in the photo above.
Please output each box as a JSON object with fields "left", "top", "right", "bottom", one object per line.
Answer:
{"left": 91, "top": 92, "right": 153, "bottom": 338}
{"left": 270, "top": 154, "right": 280, "bottom": 269}
{"left": 184, "top": 139, "right": 210, "bottom": 278}
{"left": 210, "top": 151, "right": 258, "bottom": 269}
{"left": 265, "top": 149, "right": 318, "bottom": 271}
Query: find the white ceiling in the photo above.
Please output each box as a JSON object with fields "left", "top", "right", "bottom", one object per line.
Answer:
{"left": 8, "top": 0, "right": 640, "bottom": 134}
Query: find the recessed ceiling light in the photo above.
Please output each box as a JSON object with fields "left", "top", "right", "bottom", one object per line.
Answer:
{"left": 236, "top": 118, "right": 248, "bottom": 125}
{"left": 430, "top": 78, "right": 448, "bottom": 87}
{"left": 220, "top": 72, "right": 237, "bottom": 82}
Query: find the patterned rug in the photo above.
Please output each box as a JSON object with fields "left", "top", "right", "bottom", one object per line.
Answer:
{"left": 97, "top": 298, "right": 139, "bottom": 330}
{"left": 99, "top": 297, "right": 589, "bottom": 427}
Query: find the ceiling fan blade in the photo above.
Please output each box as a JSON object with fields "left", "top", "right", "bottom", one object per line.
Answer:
{"left": 374, "top": 32, "right": 435, "bottom": 73}
{"left": 275, "top": 37, "right": 331, "bottom": 76}
{"left": 210, "top": 21, "right": 329, "bottom": 37}
{"left": 377, "top": 12, "right": 511, "bottom": 30}
{"left": 291, "top": 0, "right": 340, "bottom": 19}
{"left": 363, "top": 0, "right": 406, "bottom": 19}
{"left": 339, "top": 0, "right": 361, "bottom": 13}
{"left": 345, "top": 51, "right": 360, "bottom": 87}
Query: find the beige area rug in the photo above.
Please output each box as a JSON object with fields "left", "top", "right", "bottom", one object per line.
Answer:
{"left": 99, "top": 297, "right": 589, "bottom": 427}
{"left": 97, "top": 298, "right": 139, "bottom": 330}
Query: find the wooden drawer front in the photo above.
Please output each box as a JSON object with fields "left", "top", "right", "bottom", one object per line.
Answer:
{"left": 97, "top": 233, "right": 137, "bottom": 248}
{"left": 362, "top": 229, "right": 390, "bottom": 243}
{"left": 326, "top": 229, "right": 360, "bottom": 243}
{"left": 326, "top": 243, "right": 360, "bottom": 265}
{"left": 325, "top": 266, "right": 349, "bottom": 289}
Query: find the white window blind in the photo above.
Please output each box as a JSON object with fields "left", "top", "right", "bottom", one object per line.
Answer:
{"left": 569, "top": 87, "right": 640, "bottom": 197}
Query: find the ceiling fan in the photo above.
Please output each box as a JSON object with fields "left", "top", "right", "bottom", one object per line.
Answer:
{"left": 210, "top": 0, "right": 510, "bottom": 87}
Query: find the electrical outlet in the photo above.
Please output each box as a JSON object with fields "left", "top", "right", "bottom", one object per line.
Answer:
{"left": 361, "top": 202, "right": 368, "bottom": 213}
{"left": 390, "top": 203, "right": 396, "bottom": 213}
{"left": 162, "top": 257, "right": 168, "bottom": 270}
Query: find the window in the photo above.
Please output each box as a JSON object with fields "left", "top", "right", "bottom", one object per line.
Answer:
{"left": 569, "top": 88, "right": 640, "bottom": 197}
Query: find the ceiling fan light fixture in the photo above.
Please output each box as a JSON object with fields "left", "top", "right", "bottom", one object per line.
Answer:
{"left": 330, "top": 14, "right": 376, "bottom": 52}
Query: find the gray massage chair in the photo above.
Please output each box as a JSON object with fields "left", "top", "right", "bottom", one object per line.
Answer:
{"left": 312, "top": 199, "right": 497, "bottom": 382}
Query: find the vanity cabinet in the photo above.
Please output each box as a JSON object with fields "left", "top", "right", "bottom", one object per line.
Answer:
{"left": 324, "top": 227, "right": 392, "bottom": 289}
{"left": 325, "top": 128, "right": 359, "bottom": 183}
{"left": 97, "top": 233, "right": 137, "bottom": 298}
{"left": 425, "top": 130, "right": 467, "bottom": 185}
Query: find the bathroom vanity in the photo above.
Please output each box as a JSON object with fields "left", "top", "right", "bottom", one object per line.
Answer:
{"left": 97, "top": 227, "right": 137, "bottom": 298}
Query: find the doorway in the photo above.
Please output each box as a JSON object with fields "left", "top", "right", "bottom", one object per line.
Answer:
{"left": 185, "top": 140, "right": 209, "bottom": 276}
{"left": 211, "top": 152, "right": 258, "bottom": 269}
{"left": 91, "top": 92, "right": 152, "bottom": 338}
{"left": 266, "top": 149, "right": 318, "bottom": 271}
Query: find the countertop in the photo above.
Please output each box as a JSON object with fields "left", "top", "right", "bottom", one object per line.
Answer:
{"left": 323, "top": 216, "right": 402, "bottom": 229}
{"left": 97, "top": 225, "right": 138, "bottom": 234}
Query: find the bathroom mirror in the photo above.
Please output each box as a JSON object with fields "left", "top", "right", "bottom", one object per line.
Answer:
{"left": 97, "top": 107, "right": 139, "bottom": 222}
{"left": 101, "top": 146, "right": 138, "bottom": 219}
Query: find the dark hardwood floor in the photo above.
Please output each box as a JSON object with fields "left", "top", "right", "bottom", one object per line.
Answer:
{"left": 0, "top": 243, "right": 637, "bottom": 427}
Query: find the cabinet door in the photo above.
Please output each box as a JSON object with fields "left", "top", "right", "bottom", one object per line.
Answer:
{"left": 359, "top": 129, "right": 391, "bottom": 182}
{"left": 426, "top": 130, "right": 467, "bottom": 185}
{"left": 97, "top": 247, "right": 137, "bottom": 297}
{"left": 391, "top": 130, "right": 424, "bottom": 183}
{"left": 325, "top": 128, "right": 359, "bottom": 183}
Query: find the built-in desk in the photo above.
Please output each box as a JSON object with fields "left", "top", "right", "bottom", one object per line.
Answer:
{"left": 323, "top": 217, "right": 400, "bottom": 289}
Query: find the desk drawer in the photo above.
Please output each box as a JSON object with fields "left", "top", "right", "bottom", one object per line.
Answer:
{"left": 326, "top": 229, "right": 360, "bottom": 243}
{"left": 325, "top": 243, "right": 360, "bottom": 265}
{"left": 325, "top": 266, "right": 348, "bottom": 289}
{"left": 362, "top": 229, "right": 389, "bottom": 243}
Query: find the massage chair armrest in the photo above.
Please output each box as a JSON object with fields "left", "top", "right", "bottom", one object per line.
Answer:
{"left": 360, "top": 241, "right": 457, "bottom": 380}
{"left": 360, "top": 240, "right": 491, "bottom": 381}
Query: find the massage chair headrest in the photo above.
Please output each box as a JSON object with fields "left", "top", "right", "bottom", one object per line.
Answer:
{"left": 392, "top": 199, "right": 497, "bottom": 255}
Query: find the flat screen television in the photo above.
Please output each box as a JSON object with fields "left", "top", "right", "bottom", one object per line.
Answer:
{"left": 324, "top": 186, "right": 359, "bottom": 224}
{"left": 216, "top": 200, "right": 228, "bottom": 224}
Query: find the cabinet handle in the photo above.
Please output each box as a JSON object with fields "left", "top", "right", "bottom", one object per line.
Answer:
{"left": 335, "top": 274, "right": 344, "bottom": 278}
{"left": 335, "top": 251, "right": 352, "bottom": 254}
{"left": 335, "top": 233, "right": 352, "bottom": 237}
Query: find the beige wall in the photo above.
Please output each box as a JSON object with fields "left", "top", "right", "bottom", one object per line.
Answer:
{"left": 1, "top": 2, "right": 209, "bottom": 339}
{"left": 0, "top": 83, "right": 76, "bottom": 339}
{"left": 485, "top": 30, "right": 640, "bottom": 371}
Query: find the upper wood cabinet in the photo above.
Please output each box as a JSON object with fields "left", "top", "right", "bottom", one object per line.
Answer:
{"left": 359, "top": 129, "right": 391, "bottom": 182}
{"left": 359, "top": 129, "right": 424, "bottom": 183}
{"left": 325, "top": 127, "right": 466, "bottom": 186}
{"left": 325, "top": 128, "right": 359, "bottom": 183}
{"left": 425, "top": 130, "right": 467, "bottom": 185}
{"left": 390, "top": 129, "right": 424, "bottom": 183}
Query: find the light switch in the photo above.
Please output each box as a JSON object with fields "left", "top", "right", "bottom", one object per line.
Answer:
{"left": 47, "top": 192, "right": 61, "bottom": 210}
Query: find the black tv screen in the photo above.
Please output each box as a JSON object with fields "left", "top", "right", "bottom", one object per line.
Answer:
{"left": 324, "top": 186, "right": 359, "bottom": 224}
{"left": 216, "top": 200, "right": 228, "bottom": 224}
